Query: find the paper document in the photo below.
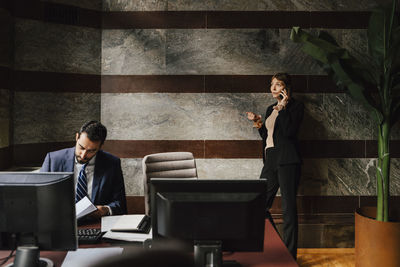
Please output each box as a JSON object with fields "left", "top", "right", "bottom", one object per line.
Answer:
{"left": 111, "top": 214, "right": 146, "bottom": 232}
{"left": 102, "top": 228, "right": 152, "bottom": 242}
{"left": 101, "top": 215, "right": 123, "bottom": 232}
{"left": 76, "top": 196, "right": 97, "bottom": 219}
{"left": 61, "top": 247, "right": 123, "bottom": 267}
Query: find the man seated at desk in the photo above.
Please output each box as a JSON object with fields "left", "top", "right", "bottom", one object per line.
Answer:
{"left": 41, "top": 120, "right": 127, "bottom": 219}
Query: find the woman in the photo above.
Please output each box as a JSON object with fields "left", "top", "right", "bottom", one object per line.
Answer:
{"left": 246, "top": 73, "right": 304, "bottom": 260}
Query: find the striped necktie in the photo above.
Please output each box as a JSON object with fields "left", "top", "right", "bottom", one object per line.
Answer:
{"left": 76, "top": 163, "right": 88, "bottom": 203}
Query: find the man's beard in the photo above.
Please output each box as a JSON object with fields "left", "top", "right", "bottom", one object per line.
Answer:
{"left": 75, "top": 154, "right": 93, "bottom": 164}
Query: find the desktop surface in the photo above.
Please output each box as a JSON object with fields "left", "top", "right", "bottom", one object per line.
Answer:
{"left": 0, "top": 219, "right": 298, "bottom": 267}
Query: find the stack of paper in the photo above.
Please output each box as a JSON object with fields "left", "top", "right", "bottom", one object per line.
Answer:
{"left": 101, "top": 215, "right": 152, "bottom": 242}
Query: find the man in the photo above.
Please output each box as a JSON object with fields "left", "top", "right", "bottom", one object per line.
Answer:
{"left": 41, "top": 120, "right": 127, "bottom": 218}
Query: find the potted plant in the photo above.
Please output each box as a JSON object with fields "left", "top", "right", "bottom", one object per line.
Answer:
{"left": 290, "top": 1, "right": 400, "bottom": 266}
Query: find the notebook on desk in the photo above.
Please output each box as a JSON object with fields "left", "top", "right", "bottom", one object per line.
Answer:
{"left": 110, "top": 215, "right": 151, "bottom": 233}
{"left": 101, "top": 215, "right": 152, "bottom": 243}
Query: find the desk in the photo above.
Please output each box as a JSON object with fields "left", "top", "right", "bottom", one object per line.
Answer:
{"left": 0, "top": 220, "right": 298, "bottom": 267}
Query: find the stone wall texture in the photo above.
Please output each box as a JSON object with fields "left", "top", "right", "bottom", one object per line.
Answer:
{"left": 0, "top": 7, "right": 13, "bottom": 153}
{"left": 2, "top": 0, "right": 399, "bottom": 200}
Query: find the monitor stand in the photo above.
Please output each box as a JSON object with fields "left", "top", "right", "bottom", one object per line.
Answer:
{"left": 194, "top": 241, "right": 241, "bottom": 267}
{"left": 6, "top": 246, "right": 54, "bottom": 267}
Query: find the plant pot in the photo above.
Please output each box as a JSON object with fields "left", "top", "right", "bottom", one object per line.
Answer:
{"left": 355, "top": 207, "right": 400, "bottom": 267}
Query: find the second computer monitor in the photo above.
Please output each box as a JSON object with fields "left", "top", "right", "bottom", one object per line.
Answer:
{"left": 150, "top": 178, "right": 267, "bottom": 254}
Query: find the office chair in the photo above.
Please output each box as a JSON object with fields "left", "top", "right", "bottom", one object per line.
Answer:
{"left": 142, "top": 152, "right": 198, "bottom": 215}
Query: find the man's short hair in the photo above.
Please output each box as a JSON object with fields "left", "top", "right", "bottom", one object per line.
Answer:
{"left": 78, "top": 121, "right": 107, "bottom": 145}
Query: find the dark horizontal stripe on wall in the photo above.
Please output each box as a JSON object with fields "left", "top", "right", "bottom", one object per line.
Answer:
{"left": 11, "top": 140, "right": 400, "bottom": 165}
{"left": 14, "top": 72, "right": 342, "bottom": 93}
{"left": 0, "top": 0, "right": 12, "bottom": 12}
{"left": 12, "top": 0, "right": 101, "bottom": 28}
{"left": 102, "top": 11, "right": 206, "bottom": 29}
{"left": 309, "top": 11, "right": 370, "bottom": 28}
{"left": 103, "top": 11, "right": 370, "bottom": 29}
{"left": 301, "top": 140, "right": 365, "bottom": 158}
{"left": 106, "top": 140, "right": 400, "bottom": 158}
{"left": 0, "top": 66, "right": 12, "bottom": 90}
{"left": 207, "top": 11, "right": 309, "bottom": 29}
{"left": 206, "top": 75, "right": 341, "bottom": 93}
{"left": 13, "top": 141, "right": 75, "bottom": 166}
{"left": 208, "top": 11, "right": 371, "bottom": 29}
{"left": 0, "top": 146, "right": 12, "bottom": 170}
{"left": 101, "top": 75, "right": 204, "bottom": 93}
{"left": 103, "top": 140, "right": 206, "bottom": 159}
{"left": 14, "top": 71, "right": 101, "bottom": 93}
{"left": 101, "top": 74, "right": 342, "bottom": 93}
{"left": 366, "top": 140, "right": 400, "bottom": 158}
{"left": 301, "top": 140, "right": 400, "bottom": 158}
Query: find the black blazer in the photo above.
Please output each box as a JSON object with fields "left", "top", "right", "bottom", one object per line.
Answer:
{"left": 258, "top": 98, "right": 304, "bottom": 165}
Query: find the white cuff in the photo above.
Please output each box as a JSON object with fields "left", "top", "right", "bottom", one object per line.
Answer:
{"left": 105, "top": 206, "right": 112, "bottom": 216}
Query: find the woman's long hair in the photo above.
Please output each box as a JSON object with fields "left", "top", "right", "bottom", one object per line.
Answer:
{"left": 272, "top": 73, "right": 292, "bottom": 97}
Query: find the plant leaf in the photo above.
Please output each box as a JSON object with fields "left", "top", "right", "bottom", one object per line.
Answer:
{"left": 290, "top": 27, "right": 384, "bottom": 123}
{"left": 368, "top": 2, "right": 398, "bottom": 67}
{"left": 387, "top": 27, "right": 400, "bottom": 72}
{"left": 368, "top": 7, "right": 386, "bottom": 67}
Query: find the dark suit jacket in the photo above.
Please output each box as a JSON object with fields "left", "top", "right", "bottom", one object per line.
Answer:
{"left": 40, "top": 147, "right": 127, "bottom": 215}
{"left": 258, "top": 98, "right": 304, "bottom": 165}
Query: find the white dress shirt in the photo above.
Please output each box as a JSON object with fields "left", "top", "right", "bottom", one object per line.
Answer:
{"left": 74, "top": 155, "right": 112, "bottom": 215}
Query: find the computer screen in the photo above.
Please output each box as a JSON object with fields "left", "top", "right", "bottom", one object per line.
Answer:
{"left": 150, "top": 178, "right": 267, "bottom": 267}
{"left": 0, "top": 172, "right": 77, "bottom": 266}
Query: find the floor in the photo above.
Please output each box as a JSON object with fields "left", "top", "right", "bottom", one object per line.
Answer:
{"left": 297, "top": 248, "right": 355, "bottom": 267}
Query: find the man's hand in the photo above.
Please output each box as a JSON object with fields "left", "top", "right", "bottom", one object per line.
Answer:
{"left": 88, "top": 205, "right": 110, "bottom": 219}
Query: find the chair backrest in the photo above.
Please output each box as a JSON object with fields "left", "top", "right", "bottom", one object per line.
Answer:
{"left": 142, "top": 152, "right": 198, "bottom": 215}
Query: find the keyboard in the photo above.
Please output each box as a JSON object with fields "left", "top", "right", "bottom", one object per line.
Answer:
{"left": 78, "top": 228, "right": 104, "bottom": 244}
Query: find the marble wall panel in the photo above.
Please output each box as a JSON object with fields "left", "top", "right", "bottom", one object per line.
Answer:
{"left": 165, "top": 29, "right": 322, "bottom": 75}
{"left": 120, "top": 158, "right": 143, "bottom": 196}
{"left": 102, "top": 0, "right": 383, "bottom": 11}
{"left": 102, "top": 29, "right": 166, "bottom": 75}
{"left": 120, "top": 158, "right": 400, "bottom": 196}
{"left": 14, "top": 19, "right": 101, "bottom": 74}
{"left": 102, "top": 29, "right": 322, "bottom": 75}
{"left": 102, "top": 29, "right": 371, "bottom": 76}
{"left": 341, "top": 29, "right": 369, "bottom": 64}
{"left": 301, "top": 158, "right": 400, "bottom": 196}
{"left": 303, "top": 0, "right": 387, "bottom": 11}
{"left": 196, "top": 159, "right": 264, "bottom": 180}
{"left": 43, "top": 0, "right": 103, "bottom": 10}
{"left": 0, "top": 89, "right": 10, "bottom": 148}
{"left": 103, "top": 0, "right": 168, "bottom": 11}
{"left": 13, "top": 92, "right": 100, "bottom": 144}
{"left": 0, "top": 9, "right": 14, "bottom": 68}
{"left": 101, "top": 93, "right": 206, "bottom": 140}
{"left": 390, "top": 159, "right": 400, "bottom": 195}
{"left": 392, "top": 121, "right": 400, "bottom": 139}
{"left": 102, "top": 93, "right": 372, "bottom": 140}
{"left": 101, "top": 92, "right": 272, "bottom": 140}
{"left": 297, "top": 93, "right": 374, "bottom": 140}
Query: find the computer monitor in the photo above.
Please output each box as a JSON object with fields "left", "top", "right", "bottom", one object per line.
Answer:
{"left": 0, "top": 172, "right": 77, "bottom": 267}
{"left": 150, "top": 178, "right": 267, "bottom": 267}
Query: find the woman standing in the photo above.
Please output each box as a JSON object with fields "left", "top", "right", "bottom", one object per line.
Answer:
{"left": 246, "top": 73, "right": 304, "bottom": 260}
